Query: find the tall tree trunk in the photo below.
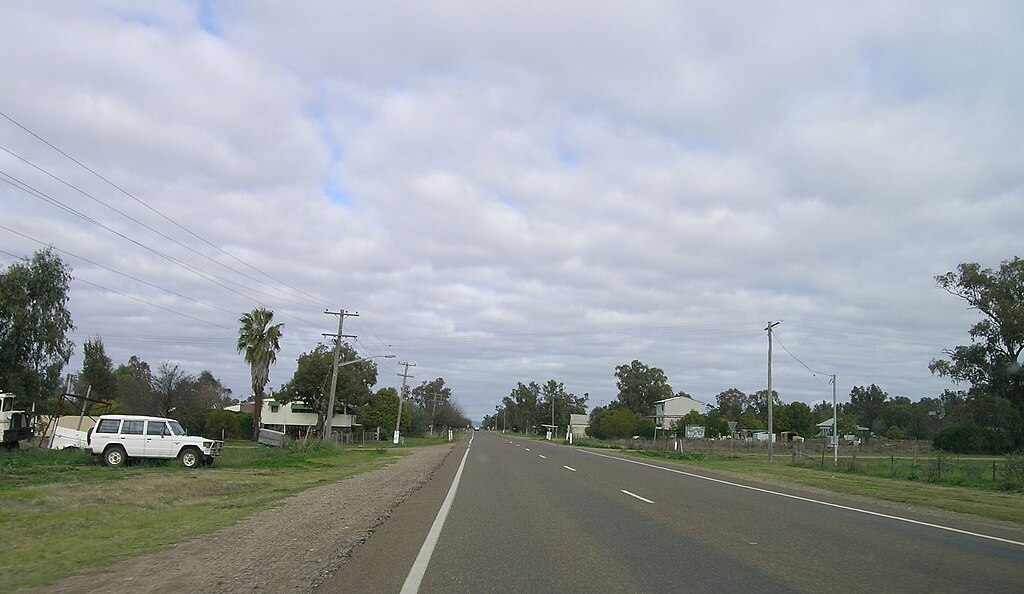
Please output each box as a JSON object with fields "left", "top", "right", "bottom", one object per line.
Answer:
{"left": 252, "top": 383, "right": 263, "bottom": 441}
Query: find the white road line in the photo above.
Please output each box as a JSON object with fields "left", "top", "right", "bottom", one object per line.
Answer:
{"left": 525, "top": 448, "right": 531, "bottom": 452}
{"left": 538, "top": 454, "right": 546, "bottom": 459}
{"left": 583, "top": 449, "right": 1024, "bottom": 548}
{"left": 564, "top": 466, "right": 577, "bottom": 472}
{"left": 400, "top": 432, "right": 473, "bottom": 593}
{"left": 621, "top": 489, "right": 655, "bottom": 504}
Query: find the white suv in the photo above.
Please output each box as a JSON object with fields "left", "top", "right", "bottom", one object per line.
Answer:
{"left": 86, "top": 415, "right": 224, "bottom": 468}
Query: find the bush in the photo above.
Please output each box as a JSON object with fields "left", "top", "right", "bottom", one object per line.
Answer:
{"left": 932, "top": 426, "right": 1009, "bottom": 455}
{"left": 1002, "top": 452, "right": 1024, "bottom": 491}
{"left": 885, "top": 426, "right": 906, "bottom": 440}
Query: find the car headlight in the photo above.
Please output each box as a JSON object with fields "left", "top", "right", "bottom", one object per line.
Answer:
{"left": 203, "top": 441, "right": 212, "bottom": 449}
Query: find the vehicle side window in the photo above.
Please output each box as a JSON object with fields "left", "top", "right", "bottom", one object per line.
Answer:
{"left": 122, "top": 420, "right": 145, "bottom": 435}
{"left": 146, "top": 421, "right": 167, "bottom": 436}
{"left": 96, "top": 419, "right": 121, "bottom": 433}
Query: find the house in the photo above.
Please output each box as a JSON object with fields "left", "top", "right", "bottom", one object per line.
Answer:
{"left": 225, "top": 399, "right": 357, "bottom": 435}
{"left": 816, "top": 417, "right": 868, "bottom": 444}
{"left": 653, "top": 395, "right": 708, "bottom": 430}
{"left": 816, "top": 417, "right": 838, "bottom": 437}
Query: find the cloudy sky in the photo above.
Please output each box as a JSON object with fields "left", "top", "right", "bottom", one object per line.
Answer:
{"left": 2, "top": 1, "right": 1021, "bottom": 422}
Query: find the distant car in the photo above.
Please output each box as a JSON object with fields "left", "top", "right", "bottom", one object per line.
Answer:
{"left": 86, "top": 414, "right": 223, "bottom": 468}
{"left": 473, "top": 426, "right": 480, "bottom": 431}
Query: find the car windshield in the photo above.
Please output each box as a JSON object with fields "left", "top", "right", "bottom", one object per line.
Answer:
{"left": 168, "top": 421, "right": 187, "bottom": 436}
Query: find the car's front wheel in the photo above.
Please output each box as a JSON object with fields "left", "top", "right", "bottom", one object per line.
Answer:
{"left": 179, "top": 447, "right": 202, "bottom": 469}
{"left": 103, "top": 446, "right": 127, "bottom": 467}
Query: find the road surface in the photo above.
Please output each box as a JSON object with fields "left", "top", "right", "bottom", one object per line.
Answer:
{"left": 320, "top": 431, "right": 1024, "bottom": 593}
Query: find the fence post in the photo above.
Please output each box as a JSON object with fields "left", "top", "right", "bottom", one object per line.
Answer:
{"left": 891, "top": 453, "right": 895, "bottom": 478}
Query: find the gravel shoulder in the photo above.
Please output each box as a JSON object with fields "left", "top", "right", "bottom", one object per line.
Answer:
{"left": 30, "top": 444, "right": 455, "bottom": 594}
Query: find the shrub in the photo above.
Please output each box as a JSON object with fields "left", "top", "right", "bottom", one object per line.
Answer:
{"left": 885, "top": 426, "right": 905, "bottom": 440}
{"left": 1002, "top": 452, "right": 1024, "bottom": 491}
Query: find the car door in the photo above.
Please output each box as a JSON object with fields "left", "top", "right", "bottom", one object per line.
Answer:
{"left": 145, "top": 420, "right": 177, "bottom": 458}
{"left": 119, "top": 419, "right": 147, "bottom": 456}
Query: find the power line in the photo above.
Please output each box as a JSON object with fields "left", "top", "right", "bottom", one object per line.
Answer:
{"left": 0, "top": 108, "right": 331, "bottom": 308}
{"left": 773, "top": 332, "right": 832, "bottom": 383}
{"left": 0, "top": 143, "right": 327, "bottom": 309}
{"left": 0, "top": 224, "right": 237, "bottom": 315}
{"left": 0, "top": 170, "right": 319, "bottom": 312}
{"left": 73, "top": 278, "right": 233, "bottom": 330}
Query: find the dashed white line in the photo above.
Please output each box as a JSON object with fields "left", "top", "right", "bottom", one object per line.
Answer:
{"left": 621, "top": 489, "right": 655, "bottom": 504}
{"left": 538, "top": 454, "right": 546, "bottom": 459}
{"left": 563, "top": 465, "right": 577, "bottom": 472}
{"left": 525, "top": 448, "right": 531, "bottom": 452}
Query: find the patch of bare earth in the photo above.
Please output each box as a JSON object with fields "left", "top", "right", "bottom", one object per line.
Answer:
{"left": 30, "top": 444, "right": 454, "bottom": 594}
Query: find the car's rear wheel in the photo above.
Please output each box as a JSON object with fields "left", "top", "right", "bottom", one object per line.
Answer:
{"left": 179, "top": 447, "right": 202, "bottom": 469}
{"left": 103, "top": 446, "right": 127, "bottom": 467}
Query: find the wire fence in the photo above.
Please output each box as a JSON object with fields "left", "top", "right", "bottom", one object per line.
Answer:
{"left": 592, "top": 436, "right": 1024, "bottom": 492}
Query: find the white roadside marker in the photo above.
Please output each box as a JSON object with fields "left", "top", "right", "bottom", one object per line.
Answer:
{"left": 538, "top": 455, "right": 546, "bottom": 459}
{"left": 563, "top": 466, "right": 577, "bottom": 472}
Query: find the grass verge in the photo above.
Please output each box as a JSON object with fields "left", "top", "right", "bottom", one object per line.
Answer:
{"left": 572, "top": 439, "right": 1024, "bottom": 525}
{"left": 0, "top": 441, "right": 404, "bottom": 591}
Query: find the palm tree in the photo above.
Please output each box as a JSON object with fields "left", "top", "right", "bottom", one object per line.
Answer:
{"left": 237, "top": 308, "right": 284, "bottom": 440}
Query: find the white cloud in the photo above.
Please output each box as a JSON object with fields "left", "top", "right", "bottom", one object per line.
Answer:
{"left": 1, "top": 1, "right": 1021, "bottom": 422}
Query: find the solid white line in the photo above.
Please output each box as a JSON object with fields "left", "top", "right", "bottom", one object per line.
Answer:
{"left": 583, "top": 449, "right": 1024, "bottom": 548}
{"left": 538, "top": 454, "right": 546, "bottom": 459}
{"left": 564, "top": 466, "right": 577, "bottom": 472}
{"left": 621, "top": 489, "right": 655, "bottom": 504}
{"left": 400, "top": 432, "right": 473, "bottom": 593}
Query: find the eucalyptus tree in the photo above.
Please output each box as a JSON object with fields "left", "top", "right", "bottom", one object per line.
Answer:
{"left": 931, "top": 257, "right": 1024, "bottom": 446}
{"left": 237, "top": 308, "right": 283, "bottom": 440}
{"left": 0, "top": 248, "right": 74, "bottom": 410}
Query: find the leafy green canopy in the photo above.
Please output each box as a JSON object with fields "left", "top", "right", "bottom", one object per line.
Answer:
{"left": 0, "top": 249, "right": 74, "bottom": 409}
{"left": 276, "top": 342, "right": 377, "bottom": 434}
{"left": 931, "top": 257, "right": 1024, "bottom": 447}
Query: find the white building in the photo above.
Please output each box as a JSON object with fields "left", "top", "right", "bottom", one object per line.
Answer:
{"left": 225, "top": 399, "right": 357, "bottom": 434}
{"left": 653, "top": 395, "right": 708, "bottom": 430}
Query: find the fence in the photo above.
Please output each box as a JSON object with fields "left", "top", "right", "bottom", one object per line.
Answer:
{"left": 605, "top": 436, "right": 934, "bottom": 456}
{"left": 592, "top": 436, "right": 1022, "bottom": 491}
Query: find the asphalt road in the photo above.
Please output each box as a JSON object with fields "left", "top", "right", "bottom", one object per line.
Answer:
{"left": 320, "top": 431, "right": 1024, "bottom": 593}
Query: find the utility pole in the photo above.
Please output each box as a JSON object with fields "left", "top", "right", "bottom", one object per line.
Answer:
{"left": 766, "top": 321, "right": 781, "bottom": 462}
{"left": 551, "top": 392, "right": 556, "bottom": 436}
{"left": 323, "top": 309, "right": 358, "bottom": 442}
{"left": 831, "top": 373, "right": 838, "bottom": 465}
{"left": 394, "top": 362, "right": 415, "bottom": 444}
{"left": 430, "top": 393, "right": 437, "bottom": 437}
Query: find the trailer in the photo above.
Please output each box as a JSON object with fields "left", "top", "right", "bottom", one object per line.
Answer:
{"left": 49, "top": 425, "right": 89, "bottom": 450}
{"left": 1, "top": 392, "right": 34, "bottom": 450}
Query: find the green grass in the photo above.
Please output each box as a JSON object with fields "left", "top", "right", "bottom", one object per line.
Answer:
{"left": 572, "top": 440, "right": 1024, "bottom": 525}
{"left": 0, "top": 441, "right": 405, "bottom": 591}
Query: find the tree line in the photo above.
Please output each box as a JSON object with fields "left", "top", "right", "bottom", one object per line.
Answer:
{"left": 2, "top": 249, "right": 1021, "bottom": 451}
{"left": 482, "top": 380, "right": 589, "bottom": 433}
{"left": 0, "top": 249, "right": 469, "bottom": 441}
{"left": 483, "top": 256, "right": 1023, "bottom": 454}
{"left": 270, "top": 338, "right": 470, "bottom": 439}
